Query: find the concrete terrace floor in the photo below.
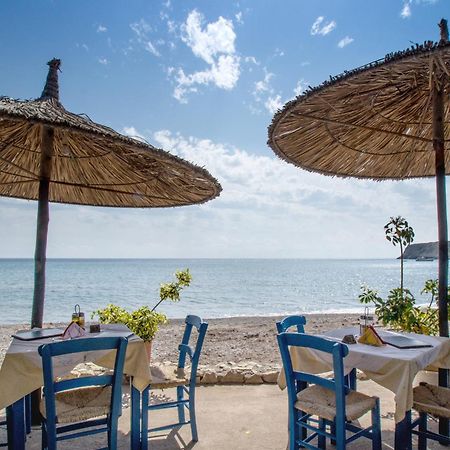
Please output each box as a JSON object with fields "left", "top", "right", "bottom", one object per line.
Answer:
{"left": 21, "top": 377, "right": 448, "bottom": 449}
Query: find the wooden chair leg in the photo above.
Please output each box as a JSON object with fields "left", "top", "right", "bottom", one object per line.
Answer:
{"left": 371, "top": 398, "right": 382, "bottom": 450}
{"left": 329, "top": 421, "right": 336, "bottom": 446}
{"left": 25, "top": 395, "right": 31, "bottom": 435}
{"left": 41, "top": 422, "right": 47, "bottom": 450}
{"left": 288, "top": 407, "right": 298, "bottom": 450}
{"left": 140, "top": 387, "right": 149, "bottom": 450}
{"left": 418, "top": 412, "right": 427, "bottom": 450}
{"left": 188, "top": 387, "right": 198, "bottom": 442}
{"left": 318, "top": 418, "right": 326, "bottom": 450}
{"left": 335, "top": 416, "right": 346, "bottom": 450}
{"left": 298, "top": 409, "right": 307, "bottom": 445}
{"left": 109, "top": 415, "right": 118, "bottom": 450}
{"left": 177, "top": 385, "right": 186, "bottom": 425}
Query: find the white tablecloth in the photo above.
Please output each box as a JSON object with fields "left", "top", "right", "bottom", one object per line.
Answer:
{"left": 278, "top": 327, "right": 450, "bottom": 422}
{"left": 0, "top": 326, "right": 152, "bottom": 410}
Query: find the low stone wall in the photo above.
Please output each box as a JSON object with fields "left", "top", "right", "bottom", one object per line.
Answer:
{"left": 71, "top": 361, "right": 282, "bottom": 386}
{"left": 197, "top": 362, "right": 281, "bottom": 385}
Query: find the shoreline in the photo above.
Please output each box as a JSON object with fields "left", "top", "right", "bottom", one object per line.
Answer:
{"left": 0, "top": 313, "right": 361, "bottom": 368}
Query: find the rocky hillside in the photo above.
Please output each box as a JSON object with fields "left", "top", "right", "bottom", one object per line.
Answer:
{"left": 402, "top": 241, "right": 448, "bottom": 260}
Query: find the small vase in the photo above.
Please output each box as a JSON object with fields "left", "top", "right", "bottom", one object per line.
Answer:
{"left": 144, "top": 340, "right": 152, "bottom": 363}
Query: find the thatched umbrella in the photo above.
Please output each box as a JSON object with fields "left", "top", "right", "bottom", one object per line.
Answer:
{"left": 0, "top": 59, "right": 221, "bottom": 329}
{"left": 268, "top": 20, "right": 449, "bottom": 438}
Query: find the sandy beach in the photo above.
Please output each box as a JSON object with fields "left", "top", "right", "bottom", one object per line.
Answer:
{"left": 0, "top": 313, "right": 361, "bottom": 368}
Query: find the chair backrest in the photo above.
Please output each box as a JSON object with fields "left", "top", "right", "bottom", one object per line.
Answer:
{"left": 38, "top": 337, "right": 128, "bottom": 424}
{"left": 276, "top": 315, "right": 306, "bottom": 333}
{"left": 277, "top": 332, "right": 349, "bottom": 420}
{"left": 177, "top": 315, "right": 208, "bottom": 384}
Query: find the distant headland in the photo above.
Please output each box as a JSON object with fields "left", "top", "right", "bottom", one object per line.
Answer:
{"left": 402, "top": 241, "right": 449, "bottom": 260}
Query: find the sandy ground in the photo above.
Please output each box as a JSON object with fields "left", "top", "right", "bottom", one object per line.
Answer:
{"left": 0, "top": 313, "right": 361, "bottom": 367}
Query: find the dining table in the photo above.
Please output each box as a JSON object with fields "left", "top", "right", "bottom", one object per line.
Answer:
{"left": 0, "top": 324, "right": 152, "bottom": 450}
{"left": 278, "top": 326, "right": 450, "bottom": 450}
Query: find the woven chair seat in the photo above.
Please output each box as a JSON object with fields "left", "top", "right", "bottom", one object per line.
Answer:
{"left": 295, "top": 384, "right": 377, "bottom": 422}
{"left": 413, "top": 382, "right": 450, "bottom": 419}
{"left": 40, "top": 386, "right": 111, "bottom": 424}
{"left": 150, "top": 363, "right": 190, "bottom": 389}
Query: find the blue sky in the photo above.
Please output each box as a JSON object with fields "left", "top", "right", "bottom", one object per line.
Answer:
{"left": 0, "top": 0, "right": 447, "bottom": 258}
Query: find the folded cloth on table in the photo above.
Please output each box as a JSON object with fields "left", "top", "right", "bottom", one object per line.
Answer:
{"left": 358, "top": 326, "right": 384, "bottom": 347}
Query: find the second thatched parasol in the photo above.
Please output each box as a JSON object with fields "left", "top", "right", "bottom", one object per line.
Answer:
{"left": 269, "top": 21, "right": 450, "bottom": 337}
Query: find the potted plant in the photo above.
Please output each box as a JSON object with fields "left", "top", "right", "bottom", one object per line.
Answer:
{"left": 92, "top": 269, "right": 192, "bottom": 360}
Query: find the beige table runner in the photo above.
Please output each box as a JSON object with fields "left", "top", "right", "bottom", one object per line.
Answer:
{"left": 278, "top": 327, "right": 450, "bottom": 423}
{"left": 0, "top": 329, "right": 152, "bottom": 410}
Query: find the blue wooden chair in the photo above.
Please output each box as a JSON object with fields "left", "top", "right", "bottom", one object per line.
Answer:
{"left": 276, "top": 315, "right": 309, "bottom": 442}
{"left": 276, "top": 315, "right": 307, "bottom": 333}
{"left": 141, "top": 315, "right": 208, "bottom": 449}
{"left": 409, "top": 382, "right": 450, "bottom": 449}
{"left": 38, "top": 336, "right": 128, "bottom": 450}
{"left": 277, "top": 332, "right": 382, "bottom": 450}
{"left": 277, "top": 315, "right": 357, "bottom": 391}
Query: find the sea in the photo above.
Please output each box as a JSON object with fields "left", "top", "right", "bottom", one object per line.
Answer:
{"left": 0, "top": 258, "right": 441, "bottom": 325}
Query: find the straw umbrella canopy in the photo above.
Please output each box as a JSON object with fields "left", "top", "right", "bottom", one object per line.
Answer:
{"left": 0, "top": 59, "right": 221, "bottom": 329}
{"left": 268, "top": 22, "right": 450, "bottom": 339}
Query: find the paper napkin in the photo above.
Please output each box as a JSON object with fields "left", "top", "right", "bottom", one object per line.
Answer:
{"left": 357, "top": 325, "right": 384, "bottom": 347}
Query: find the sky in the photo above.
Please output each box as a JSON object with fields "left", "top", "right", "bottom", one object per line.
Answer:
{"left": 0, "top": 0, "right": 448, "bottom": 259}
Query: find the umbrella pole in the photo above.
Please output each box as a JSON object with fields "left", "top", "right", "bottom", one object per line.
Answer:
{"left": 432, "top": 62, "right": 449, "bottom": 441}
{"left": 31, "top": 126, "right": 54, "bottom": 329}
{"left": 30, "top": 125, "right": 54, "bottom": 425}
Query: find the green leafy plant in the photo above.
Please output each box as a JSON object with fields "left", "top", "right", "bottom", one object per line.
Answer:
{"left": 359, "top": 281, "right": 441, "bottom": 335}
{"left": 153, "top": 269, "right": 192, "bottom": 311}
{"left": 92, "top": 304, "right": 128, "bottom": 324}
{"left": 359, "top": 216, "right": 441, "bottom": 335}
{"left": 92, "top": 269, "right": 192, "bottom": 342}
{"left": 127, "top": 307, "right": 167, "bottom": 342}
{"left": 384, "top": 216, "right": 415, "bottom": 294}
{"left": 359, "top": 285, "right": 414, "bottom": 329}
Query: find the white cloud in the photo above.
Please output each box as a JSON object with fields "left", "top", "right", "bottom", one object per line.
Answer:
{"left": 122, "top": 126, "right": 147, "bottom": 142}
{"left": 170, "top": 10, "right": 240, "bottom": 102}
{"left": 401, "top": 1, "right": 412, "bottom": 18}
{"left": 311, "top": 16, "right": 336, "bottom": 36}
{"left": 76, "top": 43, "right": 89, "bottom": 52}
{"left": 97, "top": 25, "right": 107, "bottom": 33}
{"left": 182, "top": 11, "right": 236, "bottom": 65}
{"left": 98, "top": 58, "right": 109, "bottom": 65}
{"left": 146, "top": 129, "right": 438, "bottom": 258}
{"left": 235, "top": 12, "right": 243, "bottom": 24}
{"left": 264, "top": 95, "right": 283, "bottom": 114}
{"left": 338, "top": 36, "right": 354, "bottom": 48}
{"left": 167, "top": 20, "right": 177, "bottom": 34}
{"left": 245, "top": 56, "right": 259, "bottom": 65}
{"left": 251, "top": 69, "right": 289, "bottom": 114}
{"left": 0, "top": 127, "right": 440, "bottom": 259}
{"left": 274, "top": 48, "right": 285, "bottom": 57}
{"left": 293, "top": 79, "right": 308, "bottom": 96}
{"left": 130, "top": 19, "right": 161, "bottom": 57}
{"left": 254, "top": 71, "right": 273, "bottom": 94}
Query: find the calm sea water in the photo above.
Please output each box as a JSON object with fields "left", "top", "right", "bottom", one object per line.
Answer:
{"left": 0, "top": 258, "right": 440, "bottom": 324}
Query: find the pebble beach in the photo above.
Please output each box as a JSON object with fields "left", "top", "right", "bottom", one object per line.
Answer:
{"left": 0, "top": 313, "right": 361, "bottom": 368}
